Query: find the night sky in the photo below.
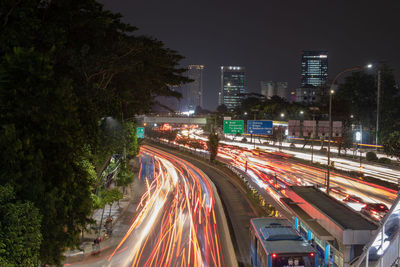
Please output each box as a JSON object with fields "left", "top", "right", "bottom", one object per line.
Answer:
{"left": 99, "top": 0, "right": 400, "bottom": 110}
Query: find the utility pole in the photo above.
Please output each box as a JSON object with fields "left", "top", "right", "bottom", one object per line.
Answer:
{"left": 376, "top": 70, "right": 381, "bottom": 146}
{"left": 327, "top": 90, "right": 333, "bottom": 194}
{"left": 309, "top": 107, "right": 319, "bottom": 164}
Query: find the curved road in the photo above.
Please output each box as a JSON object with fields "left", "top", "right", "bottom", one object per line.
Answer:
{"left": 68, "top": 145, "right": 236, "bottom": 267}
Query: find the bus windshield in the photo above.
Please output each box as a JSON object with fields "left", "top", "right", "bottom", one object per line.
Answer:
{"left": 273, "top": 254, "right": 314, "bottom": 267}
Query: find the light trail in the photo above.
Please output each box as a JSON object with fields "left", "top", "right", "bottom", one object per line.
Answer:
{"left": 217, "top": 145, "right": 397, "bottom": 213}
{"left": 106, "top": 145, "right": 224, "bottom": 267}
{"left": 219, "top": 139, "right": 400, "bottom": 185}
{"left": 192, "top": 133, "right": 400, "bottom": 185}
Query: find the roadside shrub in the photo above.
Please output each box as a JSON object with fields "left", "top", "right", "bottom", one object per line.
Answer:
{"left": 378, "top": 157, "right": 391, "bottom": 164}
{"left": 366, "top": 151, "right": 378, "bottom": 161}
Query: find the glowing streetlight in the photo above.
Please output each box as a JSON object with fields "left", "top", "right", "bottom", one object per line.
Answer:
{"left": 280, "top": 113, "right": 285, "bottom": 118}
{"left": 326, "top": 64, "right": 371, "bottom": 195}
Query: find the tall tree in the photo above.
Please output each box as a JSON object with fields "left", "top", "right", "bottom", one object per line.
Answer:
{"left": 0, "top": 48, "right": 93, "bottom": 264}
{"left": 337, "top": 65, "right": 399, "bottom": 143}
{"left": 208, "top": 132, "right": 220, "bottom": 161}
{"left": 0, "top": 0, "right": 191, "bottom": 264}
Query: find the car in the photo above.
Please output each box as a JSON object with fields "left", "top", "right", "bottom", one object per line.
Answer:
{"left": 361, "top": 203, "right": 389, "bottom": 220}
{"left": 343, "top": 195, "right": 364, "bottom": 204}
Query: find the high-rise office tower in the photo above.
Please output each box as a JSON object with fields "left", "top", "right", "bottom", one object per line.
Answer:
{"left": 182, "top": 65, "right": 204, "bottom": 111}
{"left": 260, "top": 81, "right": 288, "bottom": 99}
{"left": 220, "top": 66, "right": 246, "bottom": 111}
{"left": 301, "top": 51, "right": 328, "bottom": 87}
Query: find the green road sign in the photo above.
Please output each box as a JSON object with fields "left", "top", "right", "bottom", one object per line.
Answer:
{"left": 137, "top": 127, "right": 145, "bottom": 138}
{"left": 224, "top": 120, "right": 244, "bottom": 134}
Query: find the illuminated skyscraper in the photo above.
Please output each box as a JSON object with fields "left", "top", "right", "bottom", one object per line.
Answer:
{"left": 220, "top": 66, "right": 246, "bottom": 111}
{"left": 182, "top": 65, "right": 204, "bottom": 111}
{"left": 301, "top": 51, "right": 328, "bottom": 87}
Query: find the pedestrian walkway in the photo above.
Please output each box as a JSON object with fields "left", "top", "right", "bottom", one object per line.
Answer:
{"left": 64, "top": 177, "right": 145, "bottom": 264}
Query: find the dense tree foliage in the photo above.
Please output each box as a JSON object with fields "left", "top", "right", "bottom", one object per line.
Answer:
{"left": 336, "top": 65, "right": 400, "bottom": 148}
{"left": 238, "top": 96, "right": 309, "bottom": 121}
{"left": 382, "top": 131, "right": 400, "bottom": 160}
{"left": 0, "top": 185, "right": 42, "bottom": 266}
{"left": 208, "top": 132, "right": 220, "bottom": 161}
{"left": 0, "top": 0, "right": 189, "bottom": 265}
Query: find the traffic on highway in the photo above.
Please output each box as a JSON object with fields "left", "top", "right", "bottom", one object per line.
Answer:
{"left": 106, "top": 145, "right": 226, "bottom": 267}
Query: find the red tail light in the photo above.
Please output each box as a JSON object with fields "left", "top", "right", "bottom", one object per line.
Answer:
{"left": 310, "top": 252, "right": 315, "bottom": 257}
{"left": 272, "top": 253, "right": 277, "bottom": 258}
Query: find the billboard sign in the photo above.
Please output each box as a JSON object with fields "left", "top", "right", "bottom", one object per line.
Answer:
{"left": 288, "top": 120, "right": 301, "bottom": 136}
{"left": 137, "top": 127, "right": 145, "bottom": 138}
{"left": 224, "top": 120, "right": 244, "bottom": 134}
{"left": 303, "top": 120, "right": 316, "bottom": 137}
{"left": 247, "top": 120, "right": 273, "bottom": 135}
{"left": 318, "top": 121, "right": 329, "bottom": 137}
{"left": 333, "top": 121, "right": 343, "bottom": 137}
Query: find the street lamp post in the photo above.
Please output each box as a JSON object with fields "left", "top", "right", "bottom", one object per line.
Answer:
{"left": 376, "top": 69, "right": 381, "bottom": 146}
{"left": 309, "top": 107, "right": 319, "bottom": 164}
{"left": 326, "top": 65, "right": 371, "bottom": 195}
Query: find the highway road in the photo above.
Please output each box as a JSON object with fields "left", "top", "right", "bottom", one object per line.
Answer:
{"left": 217, "top": 145, "right": 397, "bottom": 212}
{"left": 68, "top": 145, "right": 236, "bottom": 267}
{"left": 190, "top": 132, "right": 400, "bottom": 185}
{"left": 146, "top": 142, "right": 261, "bottom": 267}
{"left": 221, "top": 138, "right": 400, "bottom": 185}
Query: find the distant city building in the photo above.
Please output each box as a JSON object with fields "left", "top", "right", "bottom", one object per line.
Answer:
{"left": 220, "top": 66, "right": 246, "bottom": 111}
{"left": 295, "top": 85, "right": 320, "bottom": 104}
{"left": 260, "top": 81, "right": 288, "bottom": 99}
{"left": 301, "top": 50, "right": 328, "bottom": 87}
{"left": 181, "top": 65, "right": 204, "bottom": 112}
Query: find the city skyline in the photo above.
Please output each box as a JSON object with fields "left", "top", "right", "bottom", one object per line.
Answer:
{"left": 99, "top": 0, "right": 400, "bottom": 111}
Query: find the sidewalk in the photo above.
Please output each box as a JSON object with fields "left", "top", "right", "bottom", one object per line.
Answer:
{"left": 64, "top": 177, "right": 145, "bottom": 264}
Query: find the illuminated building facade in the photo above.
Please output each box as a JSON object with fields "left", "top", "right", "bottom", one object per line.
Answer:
{"left": 301, "top": 51, "right": 328, "bottom": 87}
{"left": 220, "top": 66, "right": 246, "bottom": 111}
{"left": 260, "top": 81, "right": 288, "bottom": 99}
{"left": 182, "top": 64, "right": 204, "bottom": 112}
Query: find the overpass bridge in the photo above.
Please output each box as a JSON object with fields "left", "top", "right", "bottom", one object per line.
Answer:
{"left": 352, "top": 192, "right": 400, "bottom": 267}
{"left": 136, "top": 115, "right": 208, "bottom": 126}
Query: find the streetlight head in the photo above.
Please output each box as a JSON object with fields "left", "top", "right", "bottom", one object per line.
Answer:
{"left": 366, "top": 64, "right": 373, "bottom": 69}
{"left": 244, "top": 112, "right": 248, "bottom": 115}
{"left": 300, "top": 110, "right": 304, "bottom": 114}
{"left": 350, "top": 114, "right": 354, "bottom": 118}
{"left": 330, "top": 90, "right": 335, "bottom": 94}
{"left": 280, "top": 113, "right": 285, "bottom": 117}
